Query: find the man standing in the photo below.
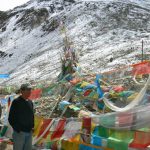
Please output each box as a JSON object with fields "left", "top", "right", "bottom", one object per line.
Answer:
{"left": 8, "top": 83, "right": 34, "bottom": 150}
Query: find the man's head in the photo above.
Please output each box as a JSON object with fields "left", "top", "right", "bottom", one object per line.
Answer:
{"left": 20, "top": 83, "right": 32, "bottom": 99}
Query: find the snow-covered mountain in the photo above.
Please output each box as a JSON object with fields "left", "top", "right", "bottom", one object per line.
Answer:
{"left": 0, "top": 0, "right": 150, "bottom": 85}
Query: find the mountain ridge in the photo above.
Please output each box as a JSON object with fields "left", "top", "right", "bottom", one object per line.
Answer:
{"left": 0, "top": 0, "right": 150, "bottom": 85}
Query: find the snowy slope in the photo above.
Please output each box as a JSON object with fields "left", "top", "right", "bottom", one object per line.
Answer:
{"left": 0, "top": 0, "right": 150, "bottom": 85}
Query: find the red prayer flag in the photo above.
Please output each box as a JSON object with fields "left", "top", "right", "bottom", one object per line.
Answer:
{"left": 29, "top": 89, "right": 42, "bottom": 100}
{"left": 83, "top": 89, "right": 92, "bottom": 96}
{"left": 129, "top": 131, "right": 150, "bottom": 148}
{"left": 116, "top": 112, "right": 133, "bottom": 127}
{"left": 51, "top": 119, "right": 66, "bottom": 141}
{"left": 37, "top": 118, "right": 52, "bottom": 139}
{"left": 113, "top": 86, "right": 124, "bottom": 92}
{"left": 82, "top": 117, "right": 91, "bottom": 134}
{"left": 81, "top": 117, "right": 91, "bottom": 143}
{"left": 132, "top": 61, "right": 150, "bottom": 75}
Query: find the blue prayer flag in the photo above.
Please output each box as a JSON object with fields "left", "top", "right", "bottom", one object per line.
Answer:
{"left": 0, "top": 74, "right": 10, "bottom": 78}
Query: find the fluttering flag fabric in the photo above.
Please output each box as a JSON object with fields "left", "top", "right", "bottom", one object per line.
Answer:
{"left": 61, "top": 140, "right": 79, "bottom": 150}
{"left": 29, "top": 89, "right": 42, "bottom": 100}
{"left": 118, "top": 91, "right": 134, "bottom": 98}
{"left": 116, "top": 112, "right": 133, "bottom": 128}
{"left": 81, "top": 117, "right": 91, "bottom": 143}
{"left": 0, "top": 98, "right": 7, "bottom": 105}
{"left": 84, "top": 89, "right": 92, "bottom": 96}
{"left": 37, "top": 118, "right": 52, "bottom": 138}
{"left": 113, "top": 86, "right": 124, "bottom": 92}
{"left": 108, "top": 130, "right": 133, "bottom": 150}
{"left": 59, "top": 101, "right": 71, "bottom": 110}
{"left": 51, "top": 119, "right": 66, "bottom": 141}
{"left": 42, "top": 86, "right": 54, "bottom": 96}
{"left": 95, "top": 74, "right": 103, "bottom": 99}
{"left": 33, "top": 116, "right": 43, "bottom": 137}
{"left": 62, "top": 120, "right": 82, "bottom": 139}
{"left": 70, "top": 78, "right": 81, "bottom": 85}
{"left": 132, "top": 61, "right": 150, "bottom": 75}
{"left": 129, "top": 131, "right": 150, "bottom": 148}
{"left": 80, "top": 81, "right": 90, "bottom": 88}
{"left": 103, "top": 74, "right": 150, "bottom": 112}
{"left": 82, "top": 118, "right": 91, "bottom": 132}
{"left": 0, "top": 74, "right": 10, "bottom": 78}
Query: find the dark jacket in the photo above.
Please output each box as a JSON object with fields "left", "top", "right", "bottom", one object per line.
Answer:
{"left": 8, "top": 96, "right": 34, "bottom": 132}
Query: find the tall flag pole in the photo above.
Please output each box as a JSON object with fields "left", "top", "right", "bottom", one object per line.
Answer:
{"left": 141, "top": 40, "right": 144, "bottom": 62}
{"left": 59, "top": 20, "right": 78, "bottom": 79}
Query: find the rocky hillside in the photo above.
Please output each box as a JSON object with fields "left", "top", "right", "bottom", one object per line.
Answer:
{"left": 0, "top": 0, "right": 150, "bottom": 85}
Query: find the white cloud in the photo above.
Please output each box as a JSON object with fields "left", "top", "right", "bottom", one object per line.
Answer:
{"left": 0, "top": 0, "right": 30, "bottom": 11}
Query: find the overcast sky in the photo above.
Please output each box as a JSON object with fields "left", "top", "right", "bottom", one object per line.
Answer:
{"left": 0, "top": 0, "right": 30, "bottom": 11}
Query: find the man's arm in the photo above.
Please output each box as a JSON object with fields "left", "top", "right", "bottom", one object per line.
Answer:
{"left": 8, "top": 100, "right": 20, "bottom": 132}
{"left": 31, "top": 101, "right": 35, "bottom": 129}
